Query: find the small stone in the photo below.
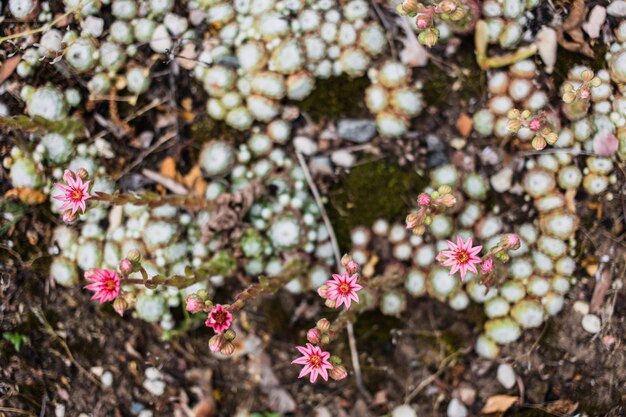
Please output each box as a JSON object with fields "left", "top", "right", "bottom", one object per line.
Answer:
{"left": 581, "top": 314, "right": 601, "bottom": 334}
{"left": 392, "top": 405, "right": 417, "bottom": 417}
{"left": 573, "top": 300, "right": 590, "bottom": 315}
{"left": 144, "top": 367, "right": 161, "bottom": 380}
{"left": 101, "top": 371, "right": 113, "bottom": 387}
{"left": 55, "top": 404, "right": 66, "bottom": 417}
{"left": 138, "top": 411, "right": 154, "bottom": 417}
{"left": 496, "top": 363, "right": 516, "bottom": 389}
{"left": 314, "top": 407, "right": 332, "bottom": 417}
{"left": 331, "top": 150, "right": 356, "bottom": 168}
{"left": 607, "top": 1, "right": 626, "bottom": 17}
{"left": 425, "top": 134, "right": 444, "bottom": 152}
{"left": 310, "top": 156, "right": 333, "bottom": 175}
{"left": 143, "top": 379, "right": 166, "bottom": 396}
{"left": 293, "top": 136, "right": 318, "bottom": 155}
{"left": 447, "top": 398, "right": 468, "bottom": 417}
{"left": 582, "top": 6, "right": 606, "bottom": 39}
{"left": 90, "top": 366, "right": 104, "bottom": 377}
{"left": 490, "top": 167, "right": 513, "bottom": 193}
{"left": 337, "top": 119, "right": 377, "bottom": 143}
{"left": 456, "top": 384, "right": 476, "bottom": 406}
{"left": 130, "top": 402, "right": 145, "bottom": 415}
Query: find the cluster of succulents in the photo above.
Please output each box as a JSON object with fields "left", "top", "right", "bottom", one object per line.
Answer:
{"left": 195, "top": 0, "right": 389, "bottom": 130}
{"left": 345, "top": 162, "right": 580, "bottom": 358}
{"left": 475, "top": 0, "right": 539, "bottom": 50}
{"left": 365, "top": 60, "right": 425, "bottom": 137}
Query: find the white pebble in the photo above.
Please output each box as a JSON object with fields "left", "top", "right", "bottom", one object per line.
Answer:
{"left": 101, "top": 371, "right": 113, "bottom": 387}
{"left": 496, "top": 363, "right": 516, "bottom": 389}
{"left": 573, "top": 300, "right": 590, "bottom": 315}
{"left": 392, "top": 405, "right": 417, "bottom": 417}
{"left": 447, "top": 398, "right": 468, "bottom": 417}
{"left": 581, "top": 314, "right": 601, "bottom": 334}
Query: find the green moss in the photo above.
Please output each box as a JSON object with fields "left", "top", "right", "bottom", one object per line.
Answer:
{"left": 297, "top": 75, "right": 370, "bottom": 119}
{"left": 328, "top": 160, "right": 427, "bottom": 252}
{"left": 190, "top": 116, "right": 241, "bottom": 144}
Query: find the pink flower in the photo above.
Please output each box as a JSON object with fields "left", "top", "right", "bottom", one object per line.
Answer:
{"left": 292, "top": 343, "right": 333, "bottom": 383}
{"left": 324, "top": 272, "right": 363, "bottom": 309}
{"left": 580, "top": 88, "right": 590, "bottom": 99}
{"left": 415, "top": 14, "right": 431, "bottom": 29}
{"left": 185, "top": 295, "right": 203, "bottom": 314}
{"left": 205, "top": 304, "right": 232, "bottom": 333}
{"left": 84, "top": 269, "right": 121, "bottom": 303}
{"left": 529, "top": 118, "right": 542, "bottom": 131}
{"left": 417, "top": 193, "right": 431, "bottom": 206}
{"left": 437, "top": 236, "right": 482, "bottom": 281}
{"left": 480, "top": 258, "right": 494, "bottom": 274}
{"left": 54, "top": 170, "right": 91, "bottom": 217}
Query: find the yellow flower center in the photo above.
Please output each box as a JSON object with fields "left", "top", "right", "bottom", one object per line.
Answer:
{"left": 457, "top": 251, "right": 469, "bottom": 263}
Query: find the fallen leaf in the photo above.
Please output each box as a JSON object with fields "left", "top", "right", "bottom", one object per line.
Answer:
{"left": 184, "top": 166, "right": 208, "bottom": 196}
{"left": 5, "top": 187, "right": 48, "bottom": 205}
{"left": 0, "top": 55, "right": 21, "bottom": 84}
{"left": 396, "top": 17, "right": 429, "bottom": 67}
{"left": 160, "top": 156, "right": 182, "bottom": 181}
{"left": 545, "top": 399, "right": 578, "bottom": 414}
{"left": 455, "top": 113, "right": 473, "bottom": 138}
{"left": 481, "top": 395, "right": 519, "bottom": 414}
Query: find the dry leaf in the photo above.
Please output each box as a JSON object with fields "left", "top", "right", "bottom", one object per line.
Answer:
{"left": 5, "top": 187, "right": 48, "bottom": 205}
{"left": 456, "top": 113, "right": 473, "bottom": 138}
{"left": 545, "top": 399, "right": 578, "bottom": 415}
{"left": 184, "top": 166, "right": 208, "bottom": 196}
{"left": 0, "top": 55, "right": 21, "bottom": 84}
{"left": 160, "top": 156, "right": 182, "bottom": 181}
{"left": 396, "top": 17, "right": 429, "bottom": 67}
{"left": 481, "top": 395, "right": 518, "bottom": 414}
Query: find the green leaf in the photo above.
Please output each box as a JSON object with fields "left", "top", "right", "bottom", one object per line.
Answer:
{"left": 2, "top": 332, "right": 29, "bottom": 352}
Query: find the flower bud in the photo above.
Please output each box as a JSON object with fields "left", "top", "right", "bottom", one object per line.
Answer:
{"left": 440, "top": 0, "right": 457, "bottom": 13}
{"left": 63, "top": 169, "right": 75, "bottom": 184}
{"left": 423, "top": 215, "right": 432, "bottom": 225}
{"left": 417, "top": 193, "right": 432, "bottom": 206}
{"left": 185, "top": 295, "right": 204, "bottom": 314}
{"left": 521, "top": 110, "right": 531, "bottom": 119}
{"left": 346, "top": 260, "right": 359, "bottom": 275}
{"left": 437, "top": 185, "right": 452, "bottom": 195}
{"left": 325, "top": 298, "right": 337, "bottom": 308}
{"left": 480, "top": 258, "right": 494, "bottom": 274}
{"left": 418, "top": 28, "right": 439, "bottom": 47}
{"left": 412, "top": 225, "right": 426, "bottom": 236}
{"left": 316, "top": 318, "right": 331, "bottom": 332}
{"left": 196, "top": 289, "right": 209, "bottom": 300}
{"left": 307, "top": 328, "right": 322, "bottom": 344}
{"left": 119, "top": 258, "right": 133, "bottom": 274}
{"left": 329, "top": 355, "right": 343, "bottom": 366}
{"left": 113, "top": 297, "right": 128, "bottom": 317}
{"left": 502, "top": 233, "right": 520, "bottom": 250}
{"left": 401, "top": 0, "right": 418, "bottom": 13}
{"left": 532, "top": 136, "right": 547, "bottom": 151}
{"left": 223, "top": 329, "right": 236, "bottom": 341}
{"left": 317, "top": 285, "right": 329, "bottom": 298}
{"left": 405, "top": 213, "right": 419, "bottom": 229}
{"left": 209, "top": 334, "right": 225, "bottom": 352}
{"left": 220, "top": 342, "right": 235, "bottom": 356}
{"left": 62, "top": 210, "right": 78, "bottom": 223}
{"left": 329, "top": 365, "right": 348, "bottom": 381}
{"left": 437, "top": 193, "right": 457, "bottom": 208}
{"left": 544, "top": 132, "right": 558, "bottom": 145}
{"left": 415, "top": 13, "right": 431, "bottom": 30}
{"left": 76, "top": 168, "right": 89, "bottom": 181}
{"left": 321, "top": 334, "right": 331, "bottom": 345}
{"left": 126, "top": 249, "right": 141, "bottom": 263}
{"left": 579, "top": 88, "right": 591, "bottom": 99}
{"left": 495, "top": 251, "right": 510, "bottom": 263}
{"left": 507, "top": 108, "right": 521, "bottom": 119}
{"left": 506, "top": 119, "right": 522, "bottom": 132}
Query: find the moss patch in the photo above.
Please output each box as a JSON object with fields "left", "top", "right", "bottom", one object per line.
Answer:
{"left": 328, "top": 160, "right": 427, "bottom": 251}
{"left": 190, "top": 116, "right": 242, "bottom": 144}
{"left": 297, "top": 75, "right": 370, "bottom": 120}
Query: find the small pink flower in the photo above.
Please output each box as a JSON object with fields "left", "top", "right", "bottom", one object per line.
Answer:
{"left": 205, "top": 304, "right": 232, "bottom": 333}
{"left": 185, "top": 295, "right": 203, "bottom": 314}
{"left": 504, "top": 233, "right": 520, "bottom": 250}
{"left": 580, "top": 88, "right": 590, "bottom": 99}
{"left": 415, "top": 14, "right": 430, "bottom": 29}
{"left": 529, "top": 118, "right": 542, "bottom": 131}
{"left": 84, "top": 269, "right": 121, "bottom": 303}
{"left": 54, "top": 170, "right": 91, "bottom": 217}
{"left": 417, "top": 193, "right": 432, "bottom": 206}
{"left": 292, "top": 343, "right": 333, "bottom": 383}
{"left": 325, "top": 272, "right": 363, "bottom": 309}
{"left": 437, "top": 236, "right": 482, "bottom": 281}
{"left": 480, "top": 258, "right": 494, "bottom": 274}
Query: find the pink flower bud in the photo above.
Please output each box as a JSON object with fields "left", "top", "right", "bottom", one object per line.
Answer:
{"left": 436, "top": 194, "right": 457, "bottom": 208}
{"left": 119, "top": 259, "right": 133, "bottom": 274}
{"left": 63, "top": 169, "right": 75, "bottom": 184}
{"left": 325, "top": 298, "right": 337, "bottom": 308}
{"left": 415, "top": 13, "right": 431, "bottom": 29}
{"left": 209, "top": 334, "right": 225, "bottom": 352}
{"left": 185, "top": 295, "right": 204, "bottom": 314}
{"left": 220, "top": 342, "right": 235, "bottom": 356}
{"left": 307, "top": 328, "right": 322, "bottom": 344}
{"left": 504, "top": 233, "right": 520, "bottom": 250}
{"left": 405, "top": 213, "right": 419, "bottom": 229}
{"left": 316, "top": 318, "right": 330, "bottom": 332}
{"left": 480, "top": 258, "right": 494, "bottom": 274}
{"left": 529, "top": 118, "right": 542, "bottom": 131}
{"left": 62, "top": 210, "right": 78, "bottom": 223}
{"left": 345, "top": 260, "right": 359, "bottom": 275}
{"left": 76, "top": 168, "right": 89, "bottom": 181}
{"left": 329, "top": 365, "right": 348, "bottom": 381}
{"left": 580, "top": 88, "right": 590, "bottom": 99}
{"left": 417, "top": 193, "right": 431, "bottom": 206}
{"left": 317, "top": 285, "right": 329, "bottom": 299}
{"left": 113, "top": 297, "right": 127, "bottom": 317}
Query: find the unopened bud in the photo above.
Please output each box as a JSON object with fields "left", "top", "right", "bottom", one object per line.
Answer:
{"left": 223, "top": 329, "right": 236, "bottom": 341}
{"left": 209, "top": 334, "right": 225, "bottom": 352}
{"left": 480, "top": 257, "right": 494, "bottom": 274}
{"left": 307, "top": 328, "right": 322, "bottom": 344}
{"left": 62, "top": 169, "right": 74, "bottom": 184}
{"left": 126, "top": 249, "right": 141, "bottom": 263}
{"left": 196, "top": 289, "right": 209, "bottom": 300}
{"left": 501, "top": 233, "right": 520, "bottom": 250}
{"left": 316, "top": 318, "right": 331, "bottom": 332}
{"left": 62, "top": 210, "right": 78, "bottom": 223}
{"left": 119, "top": 258, "right": 133, "bottom": 274}
{"left": 329, "top": 364, "right": 348, "bottom": 381}
{"left": 532, "top": 135, "right": 547, "bottom": 151}
{"left": 76, "top": 168, "right": 89, "bottom": 181}
{"left": 437, "top": 193, "right": 457, "bottom": 208}
{"left": 417, "top": 193, "right": 431, "bottom": 206}
{"left": 329, "top": 355, "right": 342, "bottom": 366}
{"left": 346, "top": 260, "right": 359, "bottom": 275}
{"left": 418, "top": 28, "right": 439, "bottom": 47}
{"left": 405, "top": 213, "right": 419, "bottom": 229}
{"left": 113, "top": 297, "right": 128, "bottom": 317}
{"left": 415, "top": 13, "right": 431, "bottom": 30}
{"left": 320, "top": 334, "right": 330, "bottom": 345}
{"left": 185, "top": 294, "right": 204, "bottom": 314}
{"left": 423, "top": 215, "right": 432, "bottom": 225}
{"left": 412, "top": 225, "right": 426, "bottom": 236}
{"left": 325, "top": 298, "right": 337, "bottom": 308}
{"left": 317, "top": 285, "right": 329, "bottom": 298}
{"left": 220, "top": 342, "right": 235, "bottom": 356}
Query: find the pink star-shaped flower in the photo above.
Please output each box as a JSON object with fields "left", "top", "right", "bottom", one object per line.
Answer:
{"left": 325, "top": 272, "right": 363, "bottom": 309}
{"left": 84, "top": 269, "right": 121, "bottom": 303}
{"left": 205, "top": 304, "right": 232, "bottom": 333}
{"left": 437, "top": 236, "right": 482, "bottom": 281}
{"left": 54, "top": 170, "right": 91, "bottom": 216}
{"left": 292, "top": 343, "right": 333, "bottom": 383}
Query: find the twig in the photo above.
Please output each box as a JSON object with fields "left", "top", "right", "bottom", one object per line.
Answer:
{"left": 141, "top": 168, "right": 188, "bottom": 195}
{"left": 0, "top": 407, "right": 36, "bottom": 417}
{"left": 116, "top": 129, "right": 177, "bottom": 179}
{"left": 590, "top": 247, "right": 614, "bottom": 313}
{"left": 295, "top": 152, "right": 371, "bottom": 401}
{"left": 404, "top": 348, "right": 469, "bottom": 403}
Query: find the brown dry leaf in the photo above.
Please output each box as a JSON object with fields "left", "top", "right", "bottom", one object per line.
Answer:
{"left": 481, "top": 395, "right": 519, "bottom": 414}
{"left": 183, "top": 166, "right": 208, "bottom": 196}
{"left": 565, "top": 188, "right": 577, "bottom": 212}
{"left": 5, "top": 187, "right": 48, "bottom": 205}
{"left": 0, "top": 55, "right": 21, "bottom": 84}
{"left": 160, "top": 156, "right": 182, "bottom": 181}
{"left": 545, "top": 399, "right": 578, "bottom": 415}
{"left": 556, "top": 0, "right": 595, "bottom": 58}
{"left": 456, "top": 113, "right": 473, "bottom": 138}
